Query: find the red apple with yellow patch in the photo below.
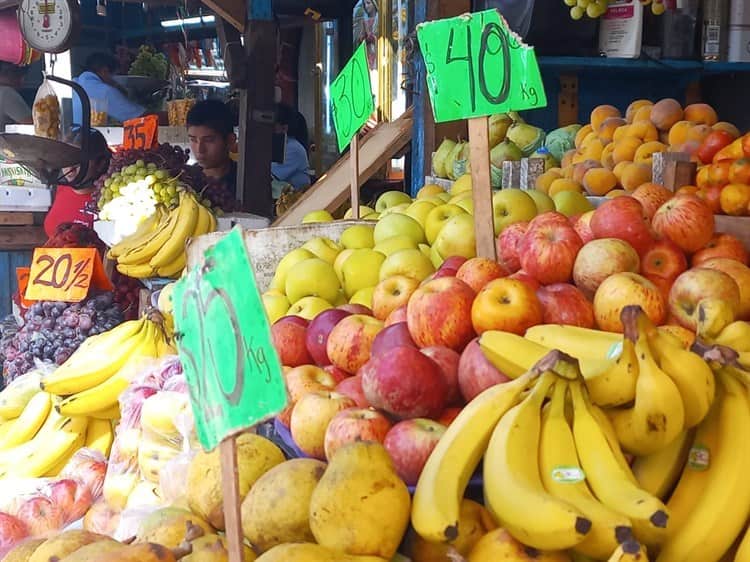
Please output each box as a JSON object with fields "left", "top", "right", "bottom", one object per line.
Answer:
{"left": 536, "top": 283, "right": 595, "bottom": 328}
{"left": 271, "top": 316, "right": 312, "bottom": 367}
{"left": 669, "top": 267, "right": 741, "bottom": 330}
{"left": 699, "top": 258, "right": 750, "bottom": 319}
{"left": 692, "top": 233, "right": 749, "bottom": 266}
{"left": 572, "top": 210, "right": 595, "bottom": 243}
{"left": 652, "top": 194, "right": 715, "bottom": 254}
{"left": 471, "top": 278, "right": 543, "bottom": 335}
{"left": 323, "top": 407, "right": 392, "bottom": 460}
{"left": 573, "top": 238, "right": 641, "bottom": 299}
{"left": 421, "top": 346, "right": 461, "bottom": 405}
{"left": 371, "top": 275, "right": 420, "bottom": 321}
{"left": 383, "top": 418, "right": 447, "bottom": 486}
{"left": 278, "top": 365, "right": 339, "bottom": 427}
{"left": 407, "top": 277, "right": 476, "bottom": 352}
{"left": 518, "top": 218, "right": 583, "bottom": 285}
{"left": 370, "top": 322, "right": 417, "bottom": 356}
{"left": 335, "top": 375, "right": 369, "bottom": 408}
{"left": 640, "top": 239, "right": 688, "bottom": 282}
{"left": 496, "top": 221, "right": 529, "bottom": 273}
{"left": 290, "top": 391, "right": 356, "bottom": 459}
{"left": 458, "top": 337, "right": 511, "bottom": 402}
{"left": 594, "top": 272, "right": 667, "bottom": 332}
{"left": 305, "top": 309, "right": 351, "bottom": 366}
{"left": 327, "top": 314, "right": 384, "bottom": 374}
{"left": 384, "top": 305, "right": 408, "bottom": 327}
{"left": 590, "top": 196, "right": 654, "bottom": 255}
{"left": 456, "top": 257, "right": 507, "bottom": 292}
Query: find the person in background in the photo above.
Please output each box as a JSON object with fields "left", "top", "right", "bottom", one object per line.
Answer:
{"left": 72, "top": 52, "right": 145, "bottom": 125}
{"left": 186, "top": 99, "right": 237, "bottom": 195}
{"left": 0, "top": 62, "right": 31, "bottom": 132}
{"left": 44, "top": 129, "right": 112, "bottom": 237}
{"left": 272, "top": 103, "right": 311, "bottom": 191}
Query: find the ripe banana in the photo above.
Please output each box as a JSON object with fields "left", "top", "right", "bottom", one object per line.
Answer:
{"left": 569, "top": 381, "right": 670, "bottom": 546}
{"left": 411, "top": 358, "right": 547, "bottom": 543}
{"left": 86, "top": 418, "right": 114, "bottom": 456}
{"left": 607, "top": 540, "right": 650, "bottom": 561}
{"left": 116, "top": 205, "right": 180, "bottom": 266}
{"left": 0, "top": 391, "right": 51, "bottom": 449}
{"left": 148, "top": 193, "right": 199, "bottom": 269}
{"left": 41, "top": 318, "right": 146, "bottom": 395}
{"left": 43, "top": 425, "right": 86, "bottom": 477}
{"left": 191, "top": 201, "right": 212, "bottom": 238}
{"left": 631, "top": 429, "right": 693, "bottom": 500}
{"left": 710, "top": 321, "right": 750, "bottom": 352}
{"left": 525, "top": 324, "right": 622, "bottom": 360}
{"left": 89, "top": 404, "right": 122, "bottom": 420}
{"left": 607, "top": 307, "right": 685, "bottom": 456}
{"left": 484, "top": 372, "right": 591, "bottom": 551}
{"left": 108, "top": 207, "right": 166, "bottom": 259}
{"left": 539, "top": 382, "right": 632, "bottom": 559}
{"left": 695, "top": 297, "right": 736, "bottom": 341}
{"left": 155, "top": 252, "right": 186, "bottom": 279}
{"left": 116, "top": 262, "right": 157, "bottom": 278}
{"left": 0, "top": 371, "right": 43, "bottom": 419}
{"left": 736, "top": 526, "right": 750, "bottom": 562}
{"left": 656, "top": 371, "right": 750, "bottom": 562}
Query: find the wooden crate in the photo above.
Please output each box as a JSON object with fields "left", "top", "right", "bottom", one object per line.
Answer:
{"left": 714, "top": 215, "right": 750, "bottom": 251}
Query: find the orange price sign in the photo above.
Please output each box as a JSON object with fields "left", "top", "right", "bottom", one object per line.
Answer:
{"left": 16, "top": 267, "right": 32, "bottom": 308}
{"left": 24, "top": 248, "right": 113, "bottom": 303}
{"left": 122, "top": 115, "right": 159, "bottom": 150}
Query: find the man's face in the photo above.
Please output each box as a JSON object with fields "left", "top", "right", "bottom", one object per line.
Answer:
{"left": 188, "top": 125, "right": 230, "bottom": 170}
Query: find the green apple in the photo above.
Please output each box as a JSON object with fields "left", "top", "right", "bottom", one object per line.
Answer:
{"left": 435, "top": 191, "right": 452, "bottom": 203}
{"left": 262, "top": 292, "right": 290, "bottom": 323}
{"left": 301, "top": 210, "right": 334, "bottom": 224}
{"left": 302, "top": 237, "right": 342, "bottom": 265}
{"left": 378, "top": 203, "right": 411, "bottom": 217}
{"left": 333, "top": 249, "right": 355, "bottom": 282}
{"left": 492, "top": 188, "right": 538, "bottom": 236}
{"left": 526, "top": 189, "right": 556, "bottom": 214}
{"left": 350, "top": 286, "right": 375, "bottom": 309}
{"left": 344, "top": 205, "right": 376, "bottom": 219}
{"left": 379, "top": 248, "right": 435, "bottom": 282}
{"left": 341, "top": 248, "right": 386, "bottom": 298}
{"left": 373, "top": 235, "right": 419, "bottom": 257}
{"left": 419, "top": 243, "right": 432, "bottom": 259}
{"left": 340, "top": 224, "right": 375, "bottom": 249}
{"left": 430, "top": 244, "right": 444, "bottom": 268}
{"left": 425, "top": 204, "right": 467, "bottom": 245}
{"left": 456, "top": 197, "right": 474, "bottom": 214}
{"left": 404, "top": 200, "right": 437, "bottom": 229}
{"left": 334, "top": 290, "right": 348, "bottom": 306}
{"left": 375, "top": 190, "right": 413, "bottom": 212}
{"left": 285, "top": 258, "right": 341, "bottom": 303}
{"left": 420, "top": 195, "right": 449, "bottom": 206}
{"left": 269, "top": 248, "right": 315, "bottom": 291}
{"left": 287, "top": 296, "right": 333, "bottom": 320}
{"left": 450, "top": 174, "right": 472, "bottom": 196}
{"left": 448, "top": 192, "right": 471, "bottom": 206}
{"left": 433, "top": 213, "right": 477, "bottom": 260}
{"left": 373, "top": 213, "right": 426, "bottom": 246}
{"left": 363, "top": 212, "right": 380, "bottom": 221}
{"left": 553, "top": 190, "right": 595, "bottom": 217}
{"left": 417, "top": 184, "right": 446, "bottom": 199}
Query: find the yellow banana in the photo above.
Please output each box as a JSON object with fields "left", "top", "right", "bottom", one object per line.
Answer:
{"left": 0, "top": 391, "right": 51, "bottom": 449}
{"left": 525, "top": 324, "right": 622, "bottom": 360}
{"left": 711, "top": 321, "right": 750, "bottom": 352}
{"left": 108, "top": 207, "right": 166, "bottom": 259}
{"left": 116, "top": 262, "right": 156, "bottom": 278}
{"left": 191, "top": 201, "right": 211, "bottom": 238}
{"left": 43, "top": 426, "right": 86, "bottom": 476}
{"left": 207, "top": 207, "right": 217, "bottom": 232}
{"left": 569, "top": 381, "right": 670, "bottom": 547}
{"left": 588, "top": 404, "right": 638, "bottom": 483}
{"left": 155, "top": 252, "right": 186, "bottom": 279}
{"left": 86, "top": 417, "right": 114, "bottom": 456}
{"left": 631, "top": 429, "right": 694, "bottom": 500}
{"left": 607, "top": 307, "right": 685, "bottom": 456}
{"left": 0, "top": 371, "right": 43, "bottom": 419}
{"left": 539, "top": 382, "right": 633, "bottom": 559}
{"left": 607, "top": 540, "right": 650, "bottom": 561}
{"left": 116, "top": 206, "right": 179, "bottom": 265}
{"left": 88, "top": 404, "right": 121, "bottom": 420}
{"left": 411, "top": 358, "right": 547, "bottom": 543}
{"left": 656, "top": 371, "right": 750, "bottom": 562}
{"left": 148, "top": 193, "right": 199, "bottom": 269}
{"left": 0, "top": 419, "right": 14, "bottom": 440}
{"left": 736, "top": 526, "right": 750, "bottom": 562}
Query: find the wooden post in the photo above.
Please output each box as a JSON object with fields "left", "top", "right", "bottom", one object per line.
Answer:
{"left": 468, "top": 117, "right": 496, "bottom": 260}
{"left": 350, "top": 133, "right": 361, "bottom": 219}
{"left": 220, "top": 438, "right": 244, "bottom": 562}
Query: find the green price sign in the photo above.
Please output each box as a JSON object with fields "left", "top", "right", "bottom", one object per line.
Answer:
{"left": 417, "top": 9, "right": 547, "bottom": 123}
{"left": 331, "top": 41, "right": 375, "bottom": 152}
{"left": 172, "top": 227, "right": 287, "bottom": 451}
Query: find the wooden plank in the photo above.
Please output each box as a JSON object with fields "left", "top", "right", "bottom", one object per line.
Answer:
{"left": 653, "top": 152, "right": 691, "bottom": 187}
{"left": 273, "top": 107, "right": 414, "bottom": 226}
{"left": 0, "top": 213, "right": 33, "bottom": 226}
{"left": 0, "top": 227, "right": 47, "bottom": 250}
{"left": 201, "top": 0, "right": 245, "bottom": 32}
{"left": 715, "top": 216, "right": 750, "bottom": 251}
{"left": 558, "top": 74, "right": 579, "bottom": 127}
{"left": 468, "top": 117, "right": 496, "bottom": 260}
{"left": 350, "top": 134, "right": 361, "bottom": 218}
{"left": 220, "top": 438, "right": 245, "bottom": 562}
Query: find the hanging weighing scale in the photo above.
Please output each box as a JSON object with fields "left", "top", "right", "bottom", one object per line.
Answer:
{"left": 16, "top": 0, "right": 80, "bottom": 54}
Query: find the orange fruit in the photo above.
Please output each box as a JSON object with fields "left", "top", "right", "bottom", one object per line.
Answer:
{"left": 719, "top": 184, "right": 750, "bottom": 216}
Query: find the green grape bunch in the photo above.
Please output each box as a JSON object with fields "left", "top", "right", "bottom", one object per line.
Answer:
{"left": 128, "top": 45, "right": 169, "bottom": 80}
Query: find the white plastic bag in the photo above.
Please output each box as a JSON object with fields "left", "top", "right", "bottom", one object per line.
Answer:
{"left": 32, "top": 76, "right": 60, "bottom": 140}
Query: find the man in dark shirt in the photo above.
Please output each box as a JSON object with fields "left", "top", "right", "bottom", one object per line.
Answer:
{"left": 186, "top": 100, "right": 237, "bottom": 194}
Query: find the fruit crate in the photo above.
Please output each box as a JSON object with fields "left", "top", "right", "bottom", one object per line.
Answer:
{"left": 185, "top": 220, "right": 371, "bottom": 293}
{"left": 715, "top": 215, "right": 750, "bottom": 251}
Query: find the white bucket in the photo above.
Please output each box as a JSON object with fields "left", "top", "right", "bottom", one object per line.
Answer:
{"left": 728, "top": 24, "right": 750, "bottom": 62}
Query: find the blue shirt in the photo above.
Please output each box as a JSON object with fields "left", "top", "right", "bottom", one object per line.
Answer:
{"left": 272, "top": 138, "right": 311, "bottom": 190}
{"left": 72, "top": 71, "right": 144, "bottom": 125}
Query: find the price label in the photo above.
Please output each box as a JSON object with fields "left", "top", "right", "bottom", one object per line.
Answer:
{"left": 16, "top": 267, "right": 32, "bottom": 308}
{"left": 330, "top": 42, "right": 375, "bottom": 152}
{"left": 172, "top": 227, "right": 287, "bottom": 451}
{"left": 417, "top": 9, "right": 547, "bottom": 123}
{"left": 24, "top": 248, "right": 112, "bottom": 302}
{"left": 122, "top": 115, "right": 159, "bottom": 150}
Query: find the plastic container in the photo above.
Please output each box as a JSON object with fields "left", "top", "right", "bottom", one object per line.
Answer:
{"left": 0, "top": 11, "right": 26, "bottom": 66}
{"left": 599, "top": 0, "right": 644, "bottom": 59}
{"left": 728, "top": 25, "right": 750, "bottom": 62}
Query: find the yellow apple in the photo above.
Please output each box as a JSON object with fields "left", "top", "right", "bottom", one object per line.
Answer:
{"left": 492, "top": 188, "right": 537, "bottom": 235}
{"left": 553, "top": 190, "right": 595, "bottom": 217}
{"left": 375, "top": 190, "right": 413, "bottom": 212}
{"left": 340, "top": 224, "right": 375, "bottom": 249}
{"left": 378, "top": 202, "right": 411, "bottom": 217}
{"left": 363, "top": 212, "right": 380, "bottom": 220}
{"left": 417, "top": 184, "right": 445, "bottom": 199}
{"left": 371, "top": 275, "right": 420, "bottom": 320}
{"left": 430, "top": 244, "right": 444, "bottom": 268}
{"left": 262, "top": 292, "right": 290, "bottom": 323}
{"left": 419, "top": 243, "right": 432, "bottom": 259}
{"left": 301, "top": 210, "right": 334, "bottom": 224}
{"left": 334, "top": 290, "right": 348, "bottom": 306}
{"left": 433, "top": 213, "right": 477, "bottom": 260}
{"left": 448, "top": 192, "right": 472, "bottom": 206}
{"left": 333, "top": 248, "right": 355, "bottom": 282}
{"left": 344, "top": 205, "right": 376, "bottom": 219}
{"left": 404, "top": 200, "right": 437, "bottom": 228}
{"left": 269, "top": 248, "right": 315, "bottom": 291}
{"left": 420, "top": 195, "right": 449, "bottom": 206}
{"left": 435, "top": 191, "right": 452, "bottom": 202}
{"left": 288, "top": 296, "right": 333, "bottom": 320}
{"left": 457, "top": 197, "right": 474, "bottom": 214}
{"left": 302, "top": 237, "right": 342, "bottom": 264}
{"left": 379, "top": 248, "right": 436, "bottom": 282}
{"left": 451, "top": 174, "right": 473, "bottom": 195}
{"left": 373, "top": 213, "right": 426, "bottom": 246}
{"left": 373, "top": 235, "right": 419, "bottom": 257}
{"left": 341, "top": 248, "right": 386, "bottom": 298}
{"left": 526, "top": 189, "right": 556, "bottom": 214}
{"left": 425, "top": 204, "right": 467, "bottom": 245}
{"left": 350, "top": 286, "right": 375, "bottom": 308}
{"left": 285, "top": 258, "right": 341, "bottom": 303}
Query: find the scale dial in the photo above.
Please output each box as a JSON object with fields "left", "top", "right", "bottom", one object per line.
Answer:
{"left": 17, "top": 0, "right": 80, "bottom": 54}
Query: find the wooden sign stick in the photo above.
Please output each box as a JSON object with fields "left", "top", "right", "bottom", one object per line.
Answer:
{"left": 221, "top": 437, "right": 245, "bottom": 562}
{"left": 350, "top": 132, "right": 361, "bottom": 219}
{"left": 468, "top": 117, "right": 497, "bottom": 260}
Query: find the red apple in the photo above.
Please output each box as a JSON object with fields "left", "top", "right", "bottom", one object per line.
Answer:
{"left": 700, "top": 258, "right": 750, "bottom": 320}
{"left": 496, "top": 221, "right": 529, "bottom": 273}
{"left": 371, "top": 275, "right": 420, "bottom": 321}
{"left": 508, "top": 270, "right": 541, "bottom": 291}
{"left": 322, "top": 365, "right": 350, "bottom": 384}
{"left": 360, "top": 346, "right": 448, "bottom": 419}
{"left": 652, "top": 195, "right": 715, "bottom": 254}
{"left": 327, "top": 314, "right": 384, "bottom": 374}
{"left": 324, "top": 407, "right": 392, "bottom": 460}
{"left": 593, "top": 272, "right": 667, "bottom": 332}
{"left": 439, "top": 256, "right": 468, "bottom": 272}
{"left": 645, "top": 274, "right": 674, "bottom": 304}
{"left": 290, "top": 391, "right": 357, "bottom": 459}
{"left": 81, "top": 499, "right": 119, "bottom": 536}
{"left": 335, "top": 375, "right": 370, "bottom": 408}
{"left": 590, "top": 196, "right": 654, "bottom": 255}
{"left": 572, "top": 211, "right": 595, "bottom": 243}
{"left": 305, "top": 309, "right": 351, "bottom": 366}
{"left": 407, "top": 277, "right": 476, "bottom": 352}
{"left": 518, "top": 220, "right": 583, "bottom": 285}
{"left": 420, "top": 346, "right": 461, "bottom": 406}
{"left": 15, "top": 495, "right": 63, "bottom": 538}
{"left": 669, "top": 268, "right": 741, "bottom": 330}
{"left": 528, "top": 211, "right": 572, "bottom": 230}
{"left": 271, "top": 316, "right": 312, "bottom": 367}
{"left": 431, "top": 268, "right": 458, "bottom": 279}
{"left": 68, "top": 483, "right": 93, "bottom": 523}
{"left": 59, "top": 451, "right": 106, "bottom": 499}
{"left": 631, "top": 183, "right": 674, "bottom": 221}
{"left": 640, "top": 239, "right": 688, "bottom": 282}
{"left": 371, "top": 322, "right": 417, "bottom": 356}
{"left": 278, "top": 365, "right": 339, "bottom": 427}
{"left": 384, "top": 305, "right": 408, "bottom": 327}
{"left": 536, "top": 283, "right": 595, "bottom": 328}
{"left": 692, "top": 233, "right": 749, "bottom": 267}
{"left": 437, "top": 407, "right": 462, "bottom": 426}
{"left": 456, "top": 257, "right": 507, "bottom": 293}
{"left": 45, "top": 479, "right": 77, "bottom": 525}
{"left": 0, "top": 513, "right": 27, "bottom": 548}
{"left": 383, "top": 418, "right": 447, "bottom": 486}
{"left": 573, "top": 238, "right": 641, "bottom": 299}
{"left": 458, "top": 337, "right": 511, "bottom": 402}
{"left": 471, "top": 278, "right": 543, "bottom": 335}
{"left": 337, "top": 304, "right": 373, "bottom": 316}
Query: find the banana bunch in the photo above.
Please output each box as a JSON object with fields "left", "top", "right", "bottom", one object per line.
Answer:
{"left": 412, "top": 345, "right": 674, "bottom": 560}
{"left": 109, "top": 191, "right": 216, "bottom": 279}
{"left": 41, "top": 315, "right": 174, "bottom": 416}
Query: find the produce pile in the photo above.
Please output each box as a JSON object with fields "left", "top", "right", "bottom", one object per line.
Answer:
{"left": 128, "top": 45, "right": 169, "bottom": 81}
